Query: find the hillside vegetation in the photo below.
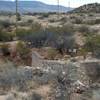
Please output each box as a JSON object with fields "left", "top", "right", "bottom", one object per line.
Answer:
{"left": 0, "top": 2, "right": 100, "bottom": 100}
{"left": 70, "top": 3, "right": 100, "bottom": 13}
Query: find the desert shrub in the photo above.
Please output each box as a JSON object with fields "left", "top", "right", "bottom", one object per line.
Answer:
{"left": 16, "top": 28, "right": 32, "bottom": 39}
{"left": 0, "top": 20, "right": 11, "bottom": 28}
{"left": 49, "top": 12, "right": 57, "bottom": 15}
{"left": 31, "top": 22, "right": 42, "bottom": 32}
{"left": 16, "top": 41, "right": 30, "bottom": 60}
{"left": 78, "top": 25, "right": 90, "bottom": 35}
{"left": 17, "top": 24, "right": 76, "bottom": 55}
{"left": 0, "top": 31, "right": 8, "bottom": 41}
{"left": 83, "top": 18, "right": 100, "bottom": 25}
{"left": 48, "top": 23, "right": 75, "bottom": 33}
{"left": 16, "top": 13, "right": 21, "bottom": 21}
{"left": 49, "top": 19, "right": 55, "bottom": 23}
{"left": 46, "top": 25, "right": 76, "bottom": 54}
{"left": 84, "top": 35, "right": 100, "bottom": 58}
{"left": 0, "top": 61, "right": 33, "bottom": 91}
{"left": 16, "top": 22, "right": 42, "bottom": 39}
{"left": 38, "top": 13, "right": 49, "bottom": 19}
{"left": 18, "top": 21, "right": 28, "bottom": 26}
{"left": 83, "top": 62, "right": 100, "bottom": 83}
{"left": 80, "top": 89, "right": 93, "bottom": 100}
{"left": 0, "top": 11, "right": 13, "bottom": 16}
{"left": 94, "top": 19, "right": 100, "bottom": 24}
{"left": 27, "top": 19, "right": 33, "bottom": 24}
{"left": 60, "top": 17, "right": 67, "bottom": 22}
{"left": 42, "top": 13, "right": 49, "bottom": 18}
{"left": 88, "top": 13, "right": 94, "bottom": 17}
{"left": 16, "top": 41, "right": 31, "bottom": 65}
{"left": 30, "top": 32, "right": 47, "bottom": 47}
{"left": 84, "top": 19, "right": 96, "bottom": 25}
{"left": 30, "top": 92, "right": 42, "bottom": 100}
{"left": 16, "top": 28, "right": 47, "bottom": 48}
{"left": 0, "top": 44, "right": 10, "bottom": 56}
{"left": 61, "top": 24, "right": 75, "bottom": 33}
{"left": 0, "top": 62, "right": 17, "bottom": 88}
{"left": 73, "top": 17, "right": 83, "bottom": 24}
{"left": 0, "top": 27, "right": 13, "bottom": 41}
{"left": 46, "top": 48, "right": 58, "bottom": 60}
{"left": 78, "top": 48, "right": 88, "bottom": 57}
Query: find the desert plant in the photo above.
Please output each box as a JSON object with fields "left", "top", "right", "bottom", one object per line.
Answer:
{"left": 0, "top": 27, "right": 13, "bottom": 41}
{"left": 0, "top": 44, "right": 10, "bottom": 56}
{"left": 47, "top": 48, "right": 58, "bottom": 59}
{"left": 73, "top": 17, "right": 83, "bottom": 24}
{"left": 84, "top": 35, "right": 100, "bottom": 58}
{"left": 0, "top": 20, "right": 11, "bottom": 28}
{"left": 16, "top": 13, "right": 21, "bottom": 21}
{"left": 42, "top": 13, "right": 49, "bottom": 18}
{"left": 16, "top": 41, "right": 30, "bottom": 59}
{"left": 78, "top": 48, "right": 88, "bottom": 58}
{"left": 27, "top": 19, "right": 33, "bottom": 24}
{"left": 30, "top": 92, "right": 42, "bottom": 100}
{"left": 16, "top": 28, "right": 32, "bottom": 39}
{"left": 78, "top": 25, "right": 90, "bottom": 35}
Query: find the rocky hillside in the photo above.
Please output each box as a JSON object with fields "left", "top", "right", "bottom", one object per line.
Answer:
{"left": 70, "top": 3, "right": 100, "bottom": 13}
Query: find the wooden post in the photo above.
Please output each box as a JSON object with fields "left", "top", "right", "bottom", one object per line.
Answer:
{"left": 15, "top": 0, "right": 18, "bottom": 39}
{"left": 57, "top": 0, "right": 60, "bottom": 19}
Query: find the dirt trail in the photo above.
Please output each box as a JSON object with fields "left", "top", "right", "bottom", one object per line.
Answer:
{"left": 0, "top": 96, "right": 6, "bottom": 100}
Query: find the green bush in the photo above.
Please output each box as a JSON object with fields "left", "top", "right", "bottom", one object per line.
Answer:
{"left": 42, "top": 13, "right": 49, "bottom": 18}
{"left": 46, "top": 25, "right": 76, "bottom": 54}
{"left": 78, "top": 48, "right": 88, "bottom": 57}
{"left": 0, "top": 44, "right": 10, "bottom": 56}
{"left": 49, "top": 19, "right": 55, "bottom": 23}
{"left": 47, "top": 48, "right": 58, "bottom": 60}
{"left": 73, "top": 17, "right": 83, "bottom": 24}
{"left": 78, "top": 25, "right": 90, "bottom": 36}
{"left": 16, "top": 28, "right": 32, "bottom": 38}
{"left": 85, "top": 35, "right": 100, "bottom": 58}
{"left": 27, "top": 19, "right": 33, "bottom": 24}
{"left": 0, "top": 20, "right": 11, "bottom": 28}
{"left": 31, "top": 22, "right": 42, "bottom": 32}
{"left": 0, "top": 28, "right": 13, "bottom": 41}
{"left": 84, "top": 19, "right": 100, "bottom": 25}
{"left": 16, "top": 13, "right": 21, "bottom": 21}
{"left": 16, "top": 25, "right": 76, "bottom": 54}
{"left": 94, "top": 19, "right": 100, "bottom": 24}
{"left": 16, "top": 41, "right": 30, "bottom": 59}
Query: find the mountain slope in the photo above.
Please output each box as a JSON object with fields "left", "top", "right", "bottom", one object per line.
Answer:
{"left": 0, "top": 1, "right": 73, "bottom": 13}
{"left": 70, "top": 3, "right": 100, "bottom": 13}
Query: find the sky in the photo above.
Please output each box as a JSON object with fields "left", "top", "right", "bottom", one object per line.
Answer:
{"left": 3, "top": 0, "right": 100, "bottom": 8}
{"left": 36, "top": 0, "right": 100, "bottom": 8}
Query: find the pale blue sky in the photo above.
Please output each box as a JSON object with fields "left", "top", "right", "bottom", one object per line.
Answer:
{"left": 4, "top": 0, "right": 100, "bottom": 8}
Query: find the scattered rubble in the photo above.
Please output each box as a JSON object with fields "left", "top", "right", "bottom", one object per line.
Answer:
{"left": 0, "top": 58, "right": 100, "bottom": 100}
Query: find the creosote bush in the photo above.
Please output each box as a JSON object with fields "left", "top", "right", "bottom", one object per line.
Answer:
{"left": 84, "top": 35, "right": 100, "bottom": 58}
{"left": 0, "top": 44, "right": 10, "bottom": 56}
{"left": 46, "top": 48, "right": 58, "bottom": 60}
{"left": 78, "top": 25, "right": 90, "bottom": 35}
{"left": 16, "top": 41, "right": 31, "bottom": 64}
{"left": 0, "top": 20, "right": 11, "bottom": 28}
{"left": 78, "top": 48, "right": 88, "bottom": 57}
{"left": 0, "top": 28, "right": 13, "bottom": 41}
{"left": 16, "top": 24, "right": 76, "bottom": 54}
